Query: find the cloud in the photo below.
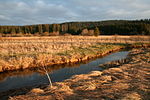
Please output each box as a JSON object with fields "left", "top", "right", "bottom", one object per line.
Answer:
{"left": 0, "top": 0, "right": 150, "bottom": 25}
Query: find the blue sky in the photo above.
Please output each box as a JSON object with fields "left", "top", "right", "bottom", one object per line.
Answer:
{"left": 0, "top": 0, "right": 150, "bottom": 25}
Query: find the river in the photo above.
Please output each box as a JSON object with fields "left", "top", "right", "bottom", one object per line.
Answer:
{"left": 0, "top": 50, "right": 129, "bottom": 92}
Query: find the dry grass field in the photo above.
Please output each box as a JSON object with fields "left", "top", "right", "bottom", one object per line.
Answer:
{"left": 0, "top": 35, "right": 149, "bottom": 72}
{"left": 10, "top": 48, "right": 150, "bottom": 100}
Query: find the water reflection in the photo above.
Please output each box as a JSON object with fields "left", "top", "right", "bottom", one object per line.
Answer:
{"left": 0, "top": 62, "right": 84, "bottom": 82}
{"left": 0, "top": 51, "right": 129, "bottom": 92}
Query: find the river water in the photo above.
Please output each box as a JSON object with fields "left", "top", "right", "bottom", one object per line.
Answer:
{"left": 0, "top": 51, "right": 129, "bottom": 92}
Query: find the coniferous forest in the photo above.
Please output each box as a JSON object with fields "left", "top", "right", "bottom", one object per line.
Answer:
{"left": 0, "top": 19, "right": 150, "bottom": 36}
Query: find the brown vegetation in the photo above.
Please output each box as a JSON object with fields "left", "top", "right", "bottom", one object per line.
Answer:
{"left": 0, "top": 36, "right": 149, "bottom": 72}
{"left": 9, "top": 48, "right": 150, "bottom": 100}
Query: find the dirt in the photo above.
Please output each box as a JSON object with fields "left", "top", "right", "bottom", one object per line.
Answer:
{"left": 3, "top": 48, "right": 150, "bottom": 100}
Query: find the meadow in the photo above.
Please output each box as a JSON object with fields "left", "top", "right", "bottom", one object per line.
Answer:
{"left": 0, "top": 35, "right": 149, "bottom": 72}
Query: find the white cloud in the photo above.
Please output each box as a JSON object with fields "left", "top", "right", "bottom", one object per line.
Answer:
{"left": 0, "top": 15, "right": 10, "bottom": 20}
{"left": 0, "top": 0, "right": 150, "bottom": 25}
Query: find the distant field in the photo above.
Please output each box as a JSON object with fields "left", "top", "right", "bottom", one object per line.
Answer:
{"left": 0, "top": 35, "right": 149, "bottom": 56}
{"left": 0, "top": 36, "right": 149, "bottom": 72}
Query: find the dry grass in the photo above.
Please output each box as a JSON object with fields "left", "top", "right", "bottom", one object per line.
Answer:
{"left": 10, "top": 48, "right": 150, "bottom": 100}
{"left": 0, "top": 36, "right": 149, "bottom": 72}
{"left": 0, "top": 35, "right": 149, "bottom": 57}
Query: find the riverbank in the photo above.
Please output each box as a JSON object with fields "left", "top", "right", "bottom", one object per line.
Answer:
{"left": 0, "top": 43, "right": 149, "bottom": 73}
{"left": 0, "top": 50, "right": 129, "bottom": 99}
{"left": 9, "top": 47, "right": 150, "bottom": 100}
{"left": 0, "top": 36, "right": 150, "bottom": 72}
{"left": 0, "top": 43, "right": 125, "bottom": 72}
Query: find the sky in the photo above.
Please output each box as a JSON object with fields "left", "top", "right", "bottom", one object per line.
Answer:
{"left": 0, "top": 0, "right": 150, "bottom": 25}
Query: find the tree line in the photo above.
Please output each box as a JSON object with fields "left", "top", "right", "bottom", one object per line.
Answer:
{"left": 0, "top": 19, "right": 150, "bottom": 36}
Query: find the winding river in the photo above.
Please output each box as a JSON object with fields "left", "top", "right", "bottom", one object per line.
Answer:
{"left": 0, "top": 50, "right": 129, "bottom": 92}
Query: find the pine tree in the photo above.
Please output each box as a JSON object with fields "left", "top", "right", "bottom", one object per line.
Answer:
{"left": 94, "top": 27, "right": 100, "bottom": 36}
{"left": 38, "top": 25, "right": 43, "bottom": 34}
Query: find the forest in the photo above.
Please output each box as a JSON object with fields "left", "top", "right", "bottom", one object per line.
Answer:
{"left": 0, "top": 19, "right": 150, "bottom": 36}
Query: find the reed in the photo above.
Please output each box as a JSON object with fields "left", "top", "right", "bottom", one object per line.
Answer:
{"left": 0, "top": 36, "right": 149, "bottom": 72}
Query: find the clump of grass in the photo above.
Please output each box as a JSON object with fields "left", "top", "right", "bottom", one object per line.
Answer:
{"left": 0, "top": 36, "right": 149, "bottom": 72}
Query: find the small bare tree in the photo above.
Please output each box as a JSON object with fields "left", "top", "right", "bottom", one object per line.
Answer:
{"left": 42, "top": 66, "right": 53, "bottom": 88}
{"left": 38, "top": 62, "right": 53, "bottom": 88}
